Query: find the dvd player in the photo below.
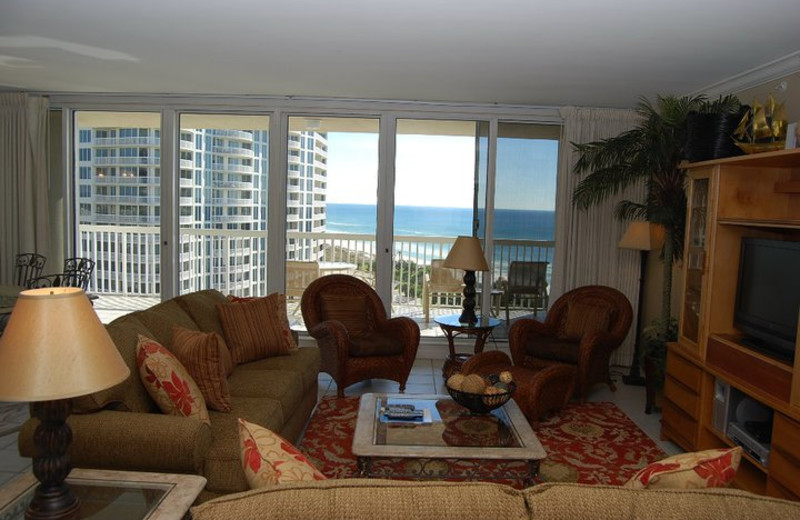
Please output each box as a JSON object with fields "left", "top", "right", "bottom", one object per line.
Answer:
{"left": 727, "top": 421, "right": 770, "bottom": 467}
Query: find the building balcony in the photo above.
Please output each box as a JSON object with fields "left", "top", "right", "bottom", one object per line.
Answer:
{"left": 94, "top": 157, "right": 160, "bottom": 166}
{"left": 93, "top": 137, "right": 161, "bottom": 147}
{"left": 212, "top": 146, "right": 255, "bottom": 157}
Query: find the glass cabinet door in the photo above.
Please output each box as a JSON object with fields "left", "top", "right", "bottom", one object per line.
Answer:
{"left": 680, "top": 174, "right": 710, "bottom": 346}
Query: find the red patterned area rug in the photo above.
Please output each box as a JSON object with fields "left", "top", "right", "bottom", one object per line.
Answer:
{"left": 299, "top": 396, "right": 666, "bottom": 487}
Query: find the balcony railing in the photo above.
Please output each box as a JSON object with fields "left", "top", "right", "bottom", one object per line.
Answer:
{"left": 78, "top": 225, "right": 554, "bottom": 327}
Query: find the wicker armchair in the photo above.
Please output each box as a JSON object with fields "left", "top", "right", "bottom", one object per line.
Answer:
{"left": 301, "top": 274, "right": 420, "bottom": 397}
{"left": 509, "top": 285, "right": 632, "bottom": 401}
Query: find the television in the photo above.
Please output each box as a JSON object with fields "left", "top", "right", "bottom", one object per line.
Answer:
{"left": 734, "top": 238, "right": 800, "bottom": 363}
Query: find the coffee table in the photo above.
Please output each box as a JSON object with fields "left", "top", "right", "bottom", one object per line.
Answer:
{"left": 352, "top": 393, "right": 546, "bottom": 485}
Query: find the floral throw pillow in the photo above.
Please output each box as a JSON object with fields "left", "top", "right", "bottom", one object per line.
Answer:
{"left": 136, "top": 334, "right": 210, "bottom": 425}
{"left": 238, "top": 418, "right": 326, "bottom": 488}
{"left": 623, "top": 447, "right": 742, "bottom": 489}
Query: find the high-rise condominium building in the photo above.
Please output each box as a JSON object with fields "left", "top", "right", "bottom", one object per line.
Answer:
{"left": 76, "top": 126, "right": 327, "bottom": 297}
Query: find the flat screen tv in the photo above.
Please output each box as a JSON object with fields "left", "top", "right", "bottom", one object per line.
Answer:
{"left": 734, "top": 238, "right": 800, "bottom": 363}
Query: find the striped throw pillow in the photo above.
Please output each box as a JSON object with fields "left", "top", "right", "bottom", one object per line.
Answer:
{"left": 217, "top": 294, "right": 294, "bottom": 364}
{"left": 171, "top": 325, "right": 233, "bottom": 412}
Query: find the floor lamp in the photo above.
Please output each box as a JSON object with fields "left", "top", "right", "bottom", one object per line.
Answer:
{"left": 619, "top": 222, "right": 664, "bottom": 386}
{"left": 0, "top": 287, "right": 130, "bottom": 520}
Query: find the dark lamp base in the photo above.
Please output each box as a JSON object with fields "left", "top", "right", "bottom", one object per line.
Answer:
{"left": 26, "top": 484, "right": 80, "bottom": 520}
{"left": 28, "top": 400, "right": 80, "bottom": 520}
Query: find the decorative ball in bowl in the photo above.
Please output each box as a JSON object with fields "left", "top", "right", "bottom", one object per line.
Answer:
{"left": 445, "top": 372, "right": 516, "bottom": 414}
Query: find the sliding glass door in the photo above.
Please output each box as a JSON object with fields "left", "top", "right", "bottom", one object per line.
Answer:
{"left": 285, "top": 117, "right": 379, "bottom": 328}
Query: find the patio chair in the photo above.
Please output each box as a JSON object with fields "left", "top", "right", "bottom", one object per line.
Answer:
{"left": 14, "top": 253, "right": 47, "bottom": 287}
{"left": 63, "top": 257, "right": 95, "bottom": 290}
{"left": 286, "top": 260, "right": 320, "bottom": 314}
{"left": 503, "top": 261, "right": 549, "bottom": 323}
{"left": 509, "top": 285, "right": 633, "bottom": 401}
{"left": 27, "top": 272, "right": 89, "bottom": 290}
{"left": 422, "top": 259, "right": 463, "bottom": 322}
{"left": 301, "top": 274, "right": 420, "bottom": 397}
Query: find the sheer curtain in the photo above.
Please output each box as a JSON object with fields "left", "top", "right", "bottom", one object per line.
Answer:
{"left": 550, "top": 106, "right": 645, "bottom": 367}
{"left": 0, "top": 93, "right": 51, "bottom": 284}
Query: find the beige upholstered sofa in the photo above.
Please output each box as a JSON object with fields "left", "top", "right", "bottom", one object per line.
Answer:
{"left": 191, "top": 479, "right": 800, "bottom": 520}
{"left": 18, "top": 289, "right": 321, "bottom": 500}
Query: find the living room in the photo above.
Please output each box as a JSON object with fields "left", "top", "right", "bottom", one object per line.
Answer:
{"left": 1, "top": 2, "right": 800, "bottom": 518}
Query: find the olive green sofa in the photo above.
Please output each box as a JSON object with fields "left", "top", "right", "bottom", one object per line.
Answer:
{"left": 19, "top": 289, "right": 321, "bottom": 500}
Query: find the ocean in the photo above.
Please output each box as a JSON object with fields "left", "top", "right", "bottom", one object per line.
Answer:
{"left": 327, "top": 203, "right": 555, "bottom": 241}
{"left": 326, "top": 203, "right": 555, "bottom": 269}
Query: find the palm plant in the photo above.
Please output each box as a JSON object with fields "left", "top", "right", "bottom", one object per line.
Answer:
{"left": 571, "top": 94, "right": 705, "bottom": 323}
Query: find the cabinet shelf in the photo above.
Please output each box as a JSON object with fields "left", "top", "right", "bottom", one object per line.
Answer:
{"left": 662, "top": 149, "right": 800, "bottom": 501}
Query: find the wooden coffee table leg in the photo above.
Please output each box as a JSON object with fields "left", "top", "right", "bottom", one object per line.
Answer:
{"left": 526, "top": 459, "right": 540, "bottom": 486}
{"left": 357, "top": 456, "right": 372, "bottom": 478}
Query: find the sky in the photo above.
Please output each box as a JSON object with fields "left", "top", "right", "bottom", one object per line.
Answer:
{"left": 325, "top": 133, "right": 558, "bottom": 211}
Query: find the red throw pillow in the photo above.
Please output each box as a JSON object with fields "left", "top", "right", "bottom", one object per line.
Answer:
{"left": 624, "top": 447, "right": 742, "bottom": 489}
{"left": 136, "top": 334, "right": 210, "bottom": 425}
{"left": 238, "top": 418, "right": 326, "bottom": 488}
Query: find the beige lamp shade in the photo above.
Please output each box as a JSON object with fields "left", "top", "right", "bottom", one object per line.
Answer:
{"left": 0, "top": 287, "right": 130, "bottom": 401}
{"left": 619, "top": 221, "right": 665, "bottom": 251}
{"left": 443, "top": 236, "right": 490, "bottom": 271}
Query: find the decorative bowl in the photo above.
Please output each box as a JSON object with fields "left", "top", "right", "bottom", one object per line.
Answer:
{"left": 446, "top": 379, "right": 516, "bottom": 414}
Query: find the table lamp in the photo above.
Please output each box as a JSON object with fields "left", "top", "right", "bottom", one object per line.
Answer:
{"left": 618, "top": 221, "right": 664, "bottom": 386}
{"left": 443, "top": 236, "right": 490, "bottom": 324}
{"left": 0, "top": 287, "right": 130, "bottom": 520}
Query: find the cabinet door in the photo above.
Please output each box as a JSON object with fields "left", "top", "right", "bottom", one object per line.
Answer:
{"left": 679, "top": 171, "right": 712, "bottom": 348}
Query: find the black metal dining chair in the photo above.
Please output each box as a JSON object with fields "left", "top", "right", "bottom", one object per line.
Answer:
{"left": 14, "top": 253, "right": 47, "bottom": 287}
{"left": 62, "top": 257, "right": 95, "bottom": 291}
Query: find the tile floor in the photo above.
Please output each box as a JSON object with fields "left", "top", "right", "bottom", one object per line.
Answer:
{"left": 0, "top": 357, "right": 680, "bottom": 487}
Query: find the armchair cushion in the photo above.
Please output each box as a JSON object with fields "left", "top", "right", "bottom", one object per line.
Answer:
{"left": 350, "top": 332, "right": 405, "bottom": 357}
{"left": 526, "top": 337, "right": 579, "bottom": 364}
{"left": 218, "top": 294, "right": 294, "bottom": 364}
{"left": 136, "top": 335, "right": 211, "bottom": 425}
{"left": 559, "top": 301, "right": 612, "bottom": 341}
{"left": 321, "top": 293, "right": 368, "bottom": 335}
{"left": 171, "top": 325, "right": 234, "bottom": 412}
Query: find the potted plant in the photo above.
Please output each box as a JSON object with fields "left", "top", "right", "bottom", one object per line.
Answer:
{"left": 641, "top": 317, "right": 678, "bottom": 413}
{"left": 685, "top": 95, "right": 745, "bottom": 162}
{"left": 571, "top": 94, "right": 703, "bottom": 395}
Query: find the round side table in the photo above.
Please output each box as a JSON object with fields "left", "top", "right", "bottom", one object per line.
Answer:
{"left": 434, "top": 314, "right": 501, "bottom": 378}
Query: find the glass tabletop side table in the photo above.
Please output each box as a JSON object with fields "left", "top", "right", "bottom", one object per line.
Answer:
{"left": 0, "top": 469, "right": 206, "bottom": 520}
{"left": 434, "top": 314, "right": 501, "bottom": 378}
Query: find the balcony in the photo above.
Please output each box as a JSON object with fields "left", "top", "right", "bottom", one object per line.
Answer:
{"left": 77, "top": 225, "right": 554, "bottom": 338}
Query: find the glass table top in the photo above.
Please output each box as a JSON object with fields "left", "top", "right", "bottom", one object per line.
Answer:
{"left": 374, "top": 396, "right": 521, "bottom": 449}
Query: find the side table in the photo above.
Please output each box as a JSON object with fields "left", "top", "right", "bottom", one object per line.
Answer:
{"left": 434, "top": 314, "right": 501, "bottom": 378}
{"left": 0, "top": 469, "right": 206, "bottom": 520}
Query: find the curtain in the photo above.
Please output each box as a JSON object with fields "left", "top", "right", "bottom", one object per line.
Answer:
{"left": 0, "top": 93, "right": 51, "bottom": 284}
{"left": 550, "top": 106, "right": 645, "bottom": 368}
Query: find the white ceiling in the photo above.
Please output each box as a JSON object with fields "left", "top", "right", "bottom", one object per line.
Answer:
{"left": 1, "top": 0, "right": 799, "bottom": 109}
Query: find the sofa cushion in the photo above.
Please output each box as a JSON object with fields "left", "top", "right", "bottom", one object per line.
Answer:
{"left": 74, "top": 313, "right": 159, "bottom": 413}
{"left": 226, "top": 294, "right": 298, "bottom": 351}
{"left": 204, "top": 397, "right": 286, "bottom": 494}
{"left": 171, "top": 325, "right": 233, "bottom": 412}
{"left": 191, "top": 479, "right": 528, "bottom": 520}
{"left": 217, "top": 294, "right": 294, "bottom": 364}
{"left": 231, "top": 347, "right": 321, "bottom": 395}
{"left": 238, "top": 418, "right": 326, "bottom": 488}
{"left": 134, "top": 299, "right": 201, "bottom": 348}
{"left": 623, "top": 447, "right": 742, "bottom": 490}
{"left": 136, "top": 335, "right": 210, "bottom": 425}
{"left": 524, "top": 482, "right": 800, "bottom": 520}
{"left": 176, "top": 289, "right": 229, "bottom": 338}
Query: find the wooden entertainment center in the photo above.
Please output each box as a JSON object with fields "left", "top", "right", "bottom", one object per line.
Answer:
{"left": 661, "top": 148, "right": 800, "bottom": 500}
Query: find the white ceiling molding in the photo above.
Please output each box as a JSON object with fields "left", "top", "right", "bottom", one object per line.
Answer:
{"left": 690, "top": 51, "right": 800, "bottom": 98}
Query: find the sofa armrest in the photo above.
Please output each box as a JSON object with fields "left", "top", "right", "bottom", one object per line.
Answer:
{"left": 19, "top": 410, "right": 211, "bottom": 475}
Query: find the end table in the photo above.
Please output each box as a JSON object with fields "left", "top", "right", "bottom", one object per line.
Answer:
{"left": 434, "top": 314, "right": 501, "bottom": 378}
